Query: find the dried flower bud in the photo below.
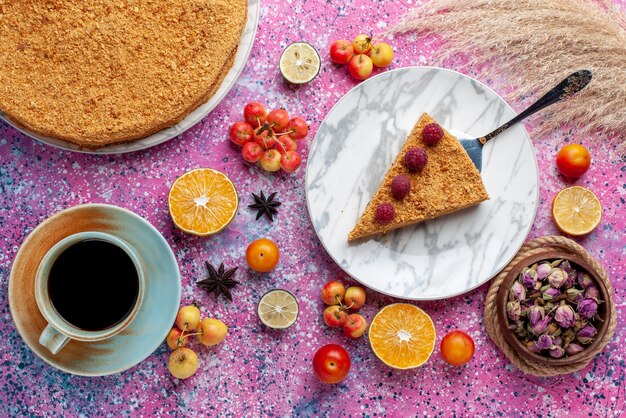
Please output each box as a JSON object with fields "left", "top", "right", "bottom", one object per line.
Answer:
{"left": 542, "top": 287, "right": 559, "bottom": 301}
{"left": 585, "top": 286, "right": 600, "bottom": 301}
{"left": 577, "top": 324, "right": 597, "bottom": 345}
{"left": 552, "top": 336, "right": 563, "bottom": 347}
{"left": 536, "top": 334, "right": 552, "bottom": 350}
{"left": 564, "top": 270, "right": 576, "bottom": 289}
{"left": 577, "top": 272, "right": 594, "bottom": 289}
{"left": 554, "top": 303, "right": 576, "bottom": 328}
{"left": 548, "top": 269, "right": 568, "bottom": 288}
{"left": 561, "top": 327, "right": 575, "bottom": 340}
{"left": 577, "top": 298, "right": 598, "bottom": 320}
{"left": 566, "top": 288, "right": 583, "bottom": 300}
{"left": 574, "top": 319, "right": 587, "bottom": 332}
{"left": 546, "top": 322, "right": 560, "bottom": 336}
{"left": 529, "top": 315, "right": 551, "bottom": 335}
{"left": 521, "top": 268, "right": 538, "bottom": 289}
{"left": 525, "top": 340, "right": 541, "bottom": 353}
{"left": 510, "top": 281, "right": 527, "bottom": 302}
{"left": 566, "top": 343, "right": 585, "bottom": 356}
{"left": 536, "top": 262, "right": 552, "bottom": 280}
{"left": 549, "top": 345, "right": 565, "bottom": 358}
{"left": 507, "top": 300, "right": 521, "bottom": 322}
{"left": 559, "top": 260, "right": 572, "bottom": 273}
{"left": 528, "top": 305, "right": 545, "bottom": 326}
{"left": 550, "top": 259, "right": 563, "bottom": 268}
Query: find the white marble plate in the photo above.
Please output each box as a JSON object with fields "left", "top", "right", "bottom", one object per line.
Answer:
{"left": 306, "top": 67, "right": 539, "bottom": 300}
{"left": 0, "top": 0, "right": 259, "bottom": 154}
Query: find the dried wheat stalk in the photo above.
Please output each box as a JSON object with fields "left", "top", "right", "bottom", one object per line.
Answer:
{"left": 384, "top": 0, "right": 626, "bottom": 146}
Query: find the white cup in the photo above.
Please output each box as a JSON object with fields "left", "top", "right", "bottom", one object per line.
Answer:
{"left": 35, "top": 231, "right": 145, "bottom": 355}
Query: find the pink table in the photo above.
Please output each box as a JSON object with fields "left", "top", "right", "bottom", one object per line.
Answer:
{"left": 1, "top": 1, "right": 624, "bottom": 415}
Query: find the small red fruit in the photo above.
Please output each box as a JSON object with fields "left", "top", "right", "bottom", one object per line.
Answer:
{"left": 229, "top": 121, "right": 254, "bottom": 146}
{"left": 253, "top": 128, "right": 276, "bottom": 150}
{"left": 166, "top": 327, "right": 188, "bottom": 350}
{"left": 556, "top": 144, "right": 591, "bottom": 179}
{"left": 321, "top": 281, "right": 346, "bottom": 305}
{"left": 259, "top": 149, "right": 282, "bottom": 172}
{"left": 370, "top": 42, "right": 394, "bottom": 68}
{"left": 391, "top": 174, "right": 411, "bottom": 200}
{"left": 280, "top": 151, "right": 302, "bottom": 173}
{"left": 242, "top": 141, "right": 263, "bottom": 163}
{"left": 244, "top": 102, "right": 267, "bottom": 128}
{"left": 440, "top": 330, "right": 475, "bottom": 366}
{"left": 312, "top": 344, "right": 351, "bottom": 384}
{"left": 275, "top": 136, "right": 298, "bottom": 154}
{"left": 175, "top": 305, "right": 201, "bottom": 331}
{"left": 287, "top": 117, "right": 309, "bottom": 140}
{"left": 404, "top": 147, "right": 428, "bottom": 171}
{"left": 352, "top": 34, "right": 372, "bottom": 54}
{"left": 422, "top": 123, "right": 444, "bottom": 146}
{"left": 347, "top": 54, "right": 373, "bottom": 81}
{"left": 329, "top": 39, "right": 354, "bottom": 64}
{"left": 344, "top": 286, "right": 366, "bottom": 310}
{"left": 267, "top": 109, "right": 290, "bottom": 132}
{"left": 323, "top": 305, "right": 349, "bottom": 328}
{"left": 343, "top": 313, "right": 367, "bottom": 339}
{"left": 375, "top": 203, "right": 395, "bottom": 224}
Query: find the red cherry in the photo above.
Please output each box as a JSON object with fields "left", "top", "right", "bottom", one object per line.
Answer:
{"left": 229, "top": 121, "right": 254, "bottom": 146}
{"left": 287, "top": 117, "right": 308, "bottom": 140}
{"left": 242, "top": 142, "right": 263, "bottom": 163}
{"left": 267, "top": 109, "right": 290, "bottom": 132}
{"left": 244, "top": 102, "right": 267, "bottom": 128}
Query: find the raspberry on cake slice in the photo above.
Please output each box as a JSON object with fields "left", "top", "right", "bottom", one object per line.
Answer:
{"left": 348, "top": 113, "right": 489, "bottom": 242}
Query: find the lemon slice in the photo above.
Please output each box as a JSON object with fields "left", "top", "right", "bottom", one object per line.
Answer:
{"left": 369, "top": 303, "right": 436, "bottom": 369}
{"left": 552, "top": 186, "right": 602, "bottom": 236}
{"left": 257, "top": 289, "right": 299, "bottom": 329}
{"left": 168, "top": 168, "right": 238, "bottom": 236}
{"left": 279, "top": 42, "right": 321, "bottom": 84}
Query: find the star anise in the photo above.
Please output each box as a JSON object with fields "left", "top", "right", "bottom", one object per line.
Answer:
{"left": 248, "top": 191, "right": 281, "bottom": 222}
{"left": 197, "top": 261, "right": 239, "bottom": 301}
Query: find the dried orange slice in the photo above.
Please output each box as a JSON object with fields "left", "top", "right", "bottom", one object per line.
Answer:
{"left": 368, "top": 303, "right": 436, "bottom": 369}
{"left": 168, "top": 168, "right": 238, "bottom": 236}
{"left": 552, "top": 186, "right": 601, "bottom": 236}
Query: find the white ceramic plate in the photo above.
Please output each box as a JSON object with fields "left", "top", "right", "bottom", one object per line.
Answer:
{"left": 0, "top": 0, "right": 259, "bottom": 154}
{"left": 305, "top": 67, "right": 539, "bottom": 300}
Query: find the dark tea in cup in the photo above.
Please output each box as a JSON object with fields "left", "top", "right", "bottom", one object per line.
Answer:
{"left": 48, "top": 239, "right": 139, "bottom": 331}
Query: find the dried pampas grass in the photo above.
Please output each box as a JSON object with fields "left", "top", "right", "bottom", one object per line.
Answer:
{"left": 385, "top": 0, "right": 626, "bottom": 145}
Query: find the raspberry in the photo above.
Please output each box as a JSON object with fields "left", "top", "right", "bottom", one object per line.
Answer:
{"left": 422, "top": 123, "right": 444, "bottom": 146}
{"left": 375, "top": 203, "right": 395, "bottom": 224}
{"left": 403, "top": 147, "right": 428, "bottom": 171}
{"left": 391, "top": 174, "right": 411, "bottom": 200}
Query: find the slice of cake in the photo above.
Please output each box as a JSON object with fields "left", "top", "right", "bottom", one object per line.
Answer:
{"left": 348, "top": 113, "right": 489, "bottom": 241}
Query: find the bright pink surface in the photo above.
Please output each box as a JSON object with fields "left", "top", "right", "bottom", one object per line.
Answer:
{"left": 1, "top": 1, "right": 625, "bottom": 416}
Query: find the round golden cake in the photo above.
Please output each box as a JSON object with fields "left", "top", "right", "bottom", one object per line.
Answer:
{"left": 0, "top": 0, "right": 247, "bottom": 148}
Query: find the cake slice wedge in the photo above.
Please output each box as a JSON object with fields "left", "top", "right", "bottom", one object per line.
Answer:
{"left": 348, "top": 113, "right": 489, "bottom": 241}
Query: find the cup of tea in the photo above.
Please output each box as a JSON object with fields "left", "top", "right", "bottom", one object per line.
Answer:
{"left": 34, "top": 231, "right": 145, "bottom": 354}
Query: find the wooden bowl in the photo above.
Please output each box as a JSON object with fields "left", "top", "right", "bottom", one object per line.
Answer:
{"left": 496, "top": 251, "right": 611, "bottom": 366}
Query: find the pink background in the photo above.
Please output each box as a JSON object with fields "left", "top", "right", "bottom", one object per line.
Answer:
{"left": 1, "top": 0, "right": 625, "bottom": 416}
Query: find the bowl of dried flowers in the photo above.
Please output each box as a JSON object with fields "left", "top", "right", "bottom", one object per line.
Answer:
{"left": 496, "top": 251, "right": 610, "bottom": 366}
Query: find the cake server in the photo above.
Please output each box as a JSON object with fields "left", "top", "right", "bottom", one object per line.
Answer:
{"left": 460, "top": 70, "right": 592, "bottom": 172}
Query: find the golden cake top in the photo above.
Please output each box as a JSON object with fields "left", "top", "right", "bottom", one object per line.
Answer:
{"left": 348, "top": 113, "right": 489, "bottom": 241}
{"left": 0, "top": 0, "right": 247, "bottom": 147}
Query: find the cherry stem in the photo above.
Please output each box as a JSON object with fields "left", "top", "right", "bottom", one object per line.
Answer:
{"left": 178, "top": 323, "right": 188, "bottom": 348}
{"left": 182, "top": 331, "right": 203, "bottom": 338}
{"left": 274, "top": 130, "right": 294, "bottom": 137}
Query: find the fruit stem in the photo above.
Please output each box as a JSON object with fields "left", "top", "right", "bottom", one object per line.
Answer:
{"left": 182, "top": 332, "right": 203, "bottom": 338}
{"left": 274, "top": 130, "right": 294, "bottom": 137}
{"left": 178, "top": 323, "right": 188, "bottom": 348}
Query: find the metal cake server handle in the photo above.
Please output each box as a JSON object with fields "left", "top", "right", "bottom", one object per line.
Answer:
{"left": 460, "top": 70, "right": 593, "bottom": 172}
